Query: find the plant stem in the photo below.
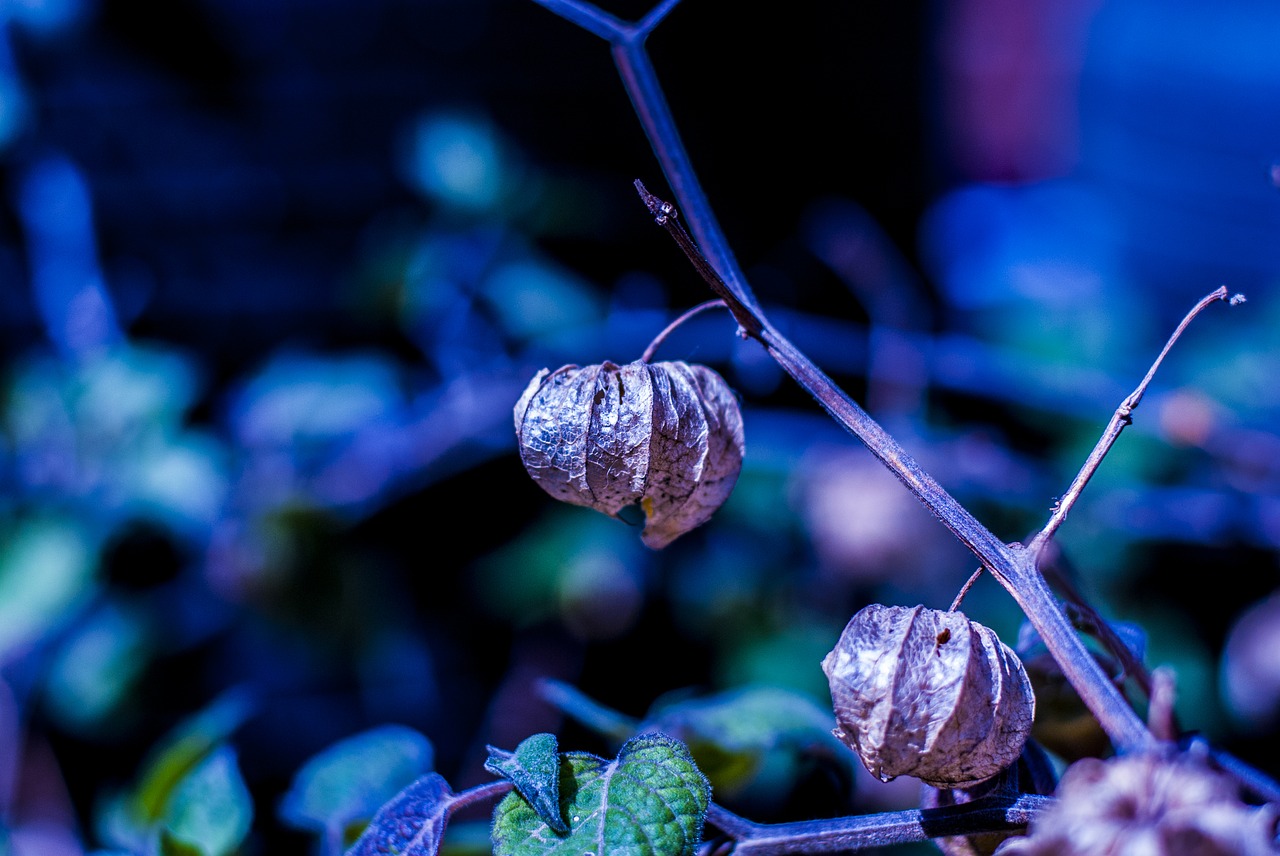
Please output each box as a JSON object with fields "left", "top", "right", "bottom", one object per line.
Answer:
{"left": 706, "top": 794, "right": 1053, "bottom": 854}
{"left": 640, "top": 299, "right": 729, "bottom": 362}
{"left": 1027, "top": 286, "right": 1233, "bottom": 557}
{"left": 452, "top": 779, "right": 515, "bottom": 811}
{"left": 948, "top": 567, "right": 984, "bottom": 612}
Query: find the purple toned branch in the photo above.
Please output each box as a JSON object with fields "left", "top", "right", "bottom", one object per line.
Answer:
{"left": 1027, "top": 287, "right": 1235, "bottom": 557}
{"left": 705, "top": 794, "right": 1052, "bottom": 854}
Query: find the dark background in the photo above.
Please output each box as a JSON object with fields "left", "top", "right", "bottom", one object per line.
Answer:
{"left": 1, "top": 0, "right": 1279, "bottom": 853}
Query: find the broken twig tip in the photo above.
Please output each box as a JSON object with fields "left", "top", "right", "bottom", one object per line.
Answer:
{"left": 633, "top": 179, "right": 675, "bottom": 224}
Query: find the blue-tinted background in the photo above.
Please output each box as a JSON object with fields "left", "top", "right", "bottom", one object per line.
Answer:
{"left": 1, "top": 0, "right": 1278, "bottom": 853}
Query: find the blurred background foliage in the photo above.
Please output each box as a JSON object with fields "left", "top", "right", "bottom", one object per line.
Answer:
{"left": 0, "top": 0, "right": 1277, "bottom": 853}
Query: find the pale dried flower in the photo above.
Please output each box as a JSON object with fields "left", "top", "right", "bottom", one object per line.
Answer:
{"left": 514, "top": 359, "right": 744, "bottom": 549}
{"left": 994, "top": 752, "right": 1280, "bottom": 855}
{"left": 822, "top": 604, "right": 1034, "bottom": 788}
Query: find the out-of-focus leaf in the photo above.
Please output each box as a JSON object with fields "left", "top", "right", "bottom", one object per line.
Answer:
{"left": 346, "top": 773, "right": 458, "bottom": 856}
{"left": 536, "top": 679, "right": 639, "bottom": 743}
{"left": 641, "top": 686, "right": 848, "bottom": 796}
{"left": 280, "top": 725, "right": 435, "bottom": 839}
{"left": 439, "top": 820, "right": 494, "bottom": 856}
{"left": 719, "top": 621, "right": 845, "bottom": 702}
{"left": 125, "top": 433, "right": 228, "bottom": 534}
{"left": 43, "top": 600, "right": 151, "bottom": 734}
{"left": 1224, "top": 590, "right": 1280, "bottom": 731}
{"left": 158, "top": 745, "right": 252, "bottom": 856}
{"left": 229, "top": 351, "right": 403, "bottom": 450}
{"left": 484, "top": 734, "right": 566, "bottom": 834}
{"left": 475, "top": 511, "right": 648, "bottom": 640}
{"left": 0, "top": 516, "right": 95, "bottom": 661}
{"left": 402, "top": 112, "right": 511, "bottom": 212}
{"left": 2, "top": 822, "right": 85, "bottom": 856}
{"left": 481, "top": 259, "right": 602, "bottom": 341}
{"left": 131, "top": 691, "right": 255, "bottom": 826}
{"left": 6, "top": 347, "right": 197, "bottom": 448}
{"left": 491, "top": 733, "right": 709, "bottom": 856}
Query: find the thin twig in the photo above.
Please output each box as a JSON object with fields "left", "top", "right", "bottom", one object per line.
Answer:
{"left": 706, "top": 793, "right": 1052, "bottom": 854}
{"left": 529, "top": 0, "right": 763, "bottom": 315}
{"left": 948, "top": 567, "right": 984, "bottom": 612}
{"left": 1028, "top": 287, "right": 1235, "bottom": 557}
{"left": 640, "top": 299, "right": 729, "bottom": 363}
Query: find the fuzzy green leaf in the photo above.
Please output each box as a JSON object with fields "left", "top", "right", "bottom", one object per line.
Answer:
{"left": 491, "top": 732, "right": 709, "bottom": 856}
{"left": 281, "top": 725, "right": 434, "bottom": 838}
{"left": 485, "top": 734, "right": 566, "bottom": 833}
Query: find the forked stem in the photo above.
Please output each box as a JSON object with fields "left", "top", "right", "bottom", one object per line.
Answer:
{"left": 1027, "top": 286, "right": 1237, "bottom": 557}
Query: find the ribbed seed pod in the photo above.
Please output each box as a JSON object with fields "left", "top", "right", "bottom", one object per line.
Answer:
{"left": 514, "top": 359, "right": 744, "bottom": 549}
{"left": 822, "top": 604, "right": 1035, "bottom": 788}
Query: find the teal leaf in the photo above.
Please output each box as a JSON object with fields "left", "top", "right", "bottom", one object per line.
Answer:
{"left": 43, "top": 600, "right": 151, "bottom": 734}
{"left": 280, "top": 725, "right": 435, "bottom": 839}
{"left": 491, "top": 732, "right": 710, "bottom": 856}
{"left": 97, "top": 691, "right": 255, "bottom": 853}
{"left": 641, "top": 686, "right": 847, "bottom": 796}
{"left": 484, "top": 734, "right": 566, "bottom": 834}
{"left": 346, "top": 773, "right": 459, "bottom": 856}
{"left": 0, "top": 515, "right": 96, "bottom": 660}
{"left": 159, "top": 745, "right": 253, "bottom": 856}
{"left": 133, "top": 691, "right": 255, "bottom": 826}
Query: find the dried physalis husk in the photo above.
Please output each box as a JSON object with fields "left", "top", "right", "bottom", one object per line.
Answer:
{"left": 514, "top": 359, "right": 744, "bottom": 549}
{"left": 993, "top": 752, "right": 1280, "bottom": 855}
{"left": 821, "top": 603, "right": 1035, "bottom": 788}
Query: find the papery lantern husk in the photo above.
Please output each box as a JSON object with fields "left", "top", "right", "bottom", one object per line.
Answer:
{"left": 514, "top": 359, "right": 744, "bottom": 549}
{"left": 822, "top": 604, "right": 1035, "bottom": 788}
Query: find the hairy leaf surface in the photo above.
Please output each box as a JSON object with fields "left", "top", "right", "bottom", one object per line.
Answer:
{"left": 485, "top": 733, "right": 567, "bottom": 833}
{"left": 491, "top": 733, "right": 709, "bottom": 856}
{"left": 346, "top": 773, "right": 457, "bottom": 856}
